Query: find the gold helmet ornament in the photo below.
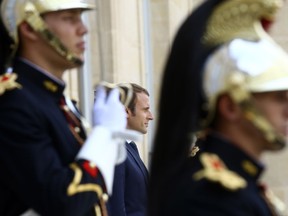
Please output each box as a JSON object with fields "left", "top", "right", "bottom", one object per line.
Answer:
{"left": 201, "top": 0, "right": 288, "bottom": 149}
{"left": 0, "top": 0, "right": 94, "bottom": 69}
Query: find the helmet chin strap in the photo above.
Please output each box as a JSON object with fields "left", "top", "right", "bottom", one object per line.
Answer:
{"left": 227, "top": 72, "right": 286, "bottom": 150}
{"left": 240, "top": 99, "right": 286, "bottom": 150}
{"left": 24, "top": 2, "right": 83, "bottom": 66}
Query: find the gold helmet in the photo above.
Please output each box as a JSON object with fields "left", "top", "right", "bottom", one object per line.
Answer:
{"left": 1, "top": 0, "right": 94, "bottom": 66}
{"left": 201, "top": 0, "right": 288, "bottom": 149}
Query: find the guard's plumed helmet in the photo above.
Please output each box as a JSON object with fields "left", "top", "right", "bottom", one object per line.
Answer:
{"left": 201, "top": 0, "right": 288, "bottom": 149}
{"left": 0, "top": 0, "right": 94, "bottom": 68}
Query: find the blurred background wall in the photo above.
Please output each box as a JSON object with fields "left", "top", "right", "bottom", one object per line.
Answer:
{"left": 63, "top": 0, "right": 288, "bottom": 212}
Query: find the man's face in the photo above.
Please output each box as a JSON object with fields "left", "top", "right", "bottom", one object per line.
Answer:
{"left": 43, "top": 9, "right": 87, "bottom": 63}
{"left": 252, "top": 90, "right": 288, "bottom": 150}
{"left": 126, "top": 92, "right": 154, "bottom": 134}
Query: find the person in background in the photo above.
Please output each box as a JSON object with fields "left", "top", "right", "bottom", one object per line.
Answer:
{"left": 0, "top": 0, "right": 128, "bottom": 215}
{"left": 149, "top": 0, "right": 287, "bottom": 215}
{"left": 109, "top": 83, "right": 153, "bottom": 216}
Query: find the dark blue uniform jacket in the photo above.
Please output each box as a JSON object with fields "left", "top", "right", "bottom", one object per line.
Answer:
{"left": 163, "top": 133, "right": 277, "bottom": 216}
{"left": 0, "top": 59, "right": 106, "bottom": 216}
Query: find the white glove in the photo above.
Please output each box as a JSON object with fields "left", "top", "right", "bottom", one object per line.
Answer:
{"left": 76, "top": 86, "right": 128, "bottom": 194}
{"left": 93, "top": 86, "right": 126, "bottom": 130}
{"left": 93, "top": 86, "right": 143, "bottom": 164}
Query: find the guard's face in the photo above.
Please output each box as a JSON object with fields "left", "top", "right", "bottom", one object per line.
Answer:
{"left": 252, "top": 90, "right": 288, "bottom": 150}
{"left": 43, "top": 9, "right": 88, "bottom": 63}
{"left": 126, "top": 92, "right": 154, "bottom": 134}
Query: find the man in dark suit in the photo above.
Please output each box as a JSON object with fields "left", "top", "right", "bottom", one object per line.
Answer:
{"left": 0, "top": 0, "right": 128, "bottom": 215}
{"left": 109, "top": 83, "right": 153, "bottom": 216}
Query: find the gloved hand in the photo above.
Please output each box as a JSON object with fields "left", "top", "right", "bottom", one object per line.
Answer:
{"left": 93, "top": 86, "right": 143, "bottom": 164}
{"left": 93, "top": 86, "right": 127, "bottom": 130}
{"left": 76, "top": 85, "right": 128, "bottom": 194}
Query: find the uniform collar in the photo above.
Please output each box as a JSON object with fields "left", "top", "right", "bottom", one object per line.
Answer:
{"left": 13, "top": 58, "right": 66, "bottom": 100}
{"left": 19, "top": 58, "right": 65, "bottom": 86}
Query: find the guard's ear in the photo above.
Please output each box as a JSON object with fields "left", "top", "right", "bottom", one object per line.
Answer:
{"left": 217, "top": 94, "right": 241, "bottom": 122}
{"left": 18, "top": 22, "right": 38, "bottom": 41}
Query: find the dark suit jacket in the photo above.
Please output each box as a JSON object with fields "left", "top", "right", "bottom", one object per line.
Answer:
{"left": 109, "top": 141, "right": 149, "bottom": 216}
{"left": 0, "top": 59, "right": 106, "bottom": 216}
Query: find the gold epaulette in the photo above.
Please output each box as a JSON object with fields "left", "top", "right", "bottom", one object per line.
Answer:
{"left": 0, "top": 73, "right": 21, "bottom": 95}
{"left": 193, "top": 153, "right": 247, "bottom": 191}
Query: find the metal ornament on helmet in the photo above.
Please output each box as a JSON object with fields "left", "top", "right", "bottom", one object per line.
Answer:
{"left": 201, "top": 0, "right": 288, "bottom": 149}
{"left": 0, "top": 0, "right": 94, "bottom": 69}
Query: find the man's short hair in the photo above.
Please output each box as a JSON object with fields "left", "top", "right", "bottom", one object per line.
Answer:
{"left": 127, "top": 83, "right": 149, "bottom": 114}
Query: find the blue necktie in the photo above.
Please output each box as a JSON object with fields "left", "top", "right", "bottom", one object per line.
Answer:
{"left": 129, "top": 141, "right": 140, "bottom": 156}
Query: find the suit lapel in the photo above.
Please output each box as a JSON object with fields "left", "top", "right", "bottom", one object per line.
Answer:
{"left": 126, "top": 142, "right": 149, "bottom": 185}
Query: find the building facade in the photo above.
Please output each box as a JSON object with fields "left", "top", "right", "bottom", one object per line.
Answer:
{"left": 63, "top": 0, "right": 288, "bottom": 211}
